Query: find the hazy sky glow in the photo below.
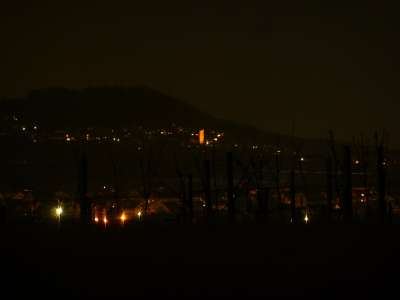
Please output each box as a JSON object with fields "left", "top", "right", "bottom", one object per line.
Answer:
{"left": 1, "top": 1, "right": 399, "bottom": 144}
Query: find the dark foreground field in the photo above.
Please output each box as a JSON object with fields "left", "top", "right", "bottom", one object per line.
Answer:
{"left": 1, "top": 223, "right": 399, "bottom": 299}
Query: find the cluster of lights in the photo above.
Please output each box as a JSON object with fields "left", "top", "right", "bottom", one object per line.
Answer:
{"left": 360, "top": 193, "right": 366, "bottom": 203}
{"left": 92, "top": 211, "right": 143, "bottom": 226}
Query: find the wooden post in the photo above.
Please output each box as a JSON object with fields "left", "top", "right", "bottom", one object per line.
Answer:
{"left": 326, "top": 157, "right": 333, "bottom": 222}
{"left": 275, "top": 151, "right": 282, "bottom": 220}
{"left": 188, "top": 174, "right": 193, "bottom": 222}
{"left": 343, "top": 146, "right": 353, "bottom": 222}
{"left": 79, "top": 152, "right": 91, "bottom": 224}
{"left": 204, "top": 160, "right": 212, "bottom": 218}
{"left": 290, "top": 170, "right": 296, "bottom": 223}
{"left": 377, "top": 146, "right": 386, "bottom": 223}
{"left": 227, "top": 152, "right": 234, "bottom": 221}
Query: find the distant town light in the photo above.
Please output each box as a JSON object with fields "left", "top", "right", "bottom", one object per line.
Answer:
{"left": 94, "top": 217, "right": 99, "bottom": 223}
{"left": 304, "top": 213, "right": 309, "bottom": 224}
{"left": 213, "top": 137, "right": 218, "bottom": 142}
{"left": 300, "top": 157, "right": 305, "bottom": 162}
{"left": 33, "top": 125, "right": 38, "bottom": 130}
{"left": 120, "top": 212, "right": 126, "bottom": 223}
{"left": 355, "top": 160, "right": 360, "bottom": 165}
{"left": 21, "top": 126, "right": 26, "bottom": 131}
{"left": 55, "top": 206, "right": 63, "bottom": 217}
{"left": 103, "top": 216, "right": 108, "bottom": 224}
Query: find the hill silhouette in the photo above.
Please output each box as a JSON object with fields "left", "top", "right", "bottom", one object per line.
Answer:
{"left": 0, "top": 86, "right": 218, "bottom": 130}
{"left": 0, "top": 86, "right": 330, "bottom": 150}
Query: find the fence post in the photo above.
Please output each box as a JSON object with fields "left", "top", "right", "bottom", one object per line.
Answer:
{"left": 290, "top": 170, "right": 296, "bottom": 223}
{"left": 227, "top": 152, "right": 234, "bottom": 222}
{"left": 343, "top": 146, "right": 353, "bottom": 222}
{"left": 377, "top": 146, "right": 386, "bottom": 223}
{"left": 326, "top": 157, "right": 333, "bottom": 222}
{"left": 79, "top": 152, "right": 91, "bottom": 224}
{"left": 188, "top": 174, "right": 193, "bottom": 223}
{"left": 204, "top": 160, "right": 212, "bottom": 219}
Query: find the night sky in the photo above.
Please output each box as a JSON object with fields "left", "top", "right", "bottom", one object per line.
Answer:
{"left": 1, "top": 1, "right": 399, "bottom": 144}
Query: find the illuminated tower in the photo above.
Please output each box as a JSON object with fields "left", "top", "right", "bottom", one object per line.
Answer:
{"left": 199, "top": 129, "right": 205, "bottom": 145}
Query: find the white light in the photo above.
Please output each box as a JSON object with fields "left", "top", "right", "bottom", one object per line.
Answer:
{"left": 22, "top": 126, "right": 26, "bottom": 131}
{"left": 55, "top": 206, "right": 63, "bottom": 217}
{"left": 300, "top": 157, "right": 304, "bottom": 162}
{"left": 304, "top": 213, "right": 309, "bottom": 224}
{"left": 94, "top": 217, "right": 99, "bottom": 223}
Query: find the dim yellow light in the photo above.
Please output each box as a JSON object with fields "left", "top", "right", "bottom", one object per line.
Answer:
{"left": 120, "top": 212, "right": 126, "bottom": 222}
{"left": 94, "top": 217, "right": 99, "bottom": 223}
{"left": 55, "top": 206, "right": 63, "bottom": 217}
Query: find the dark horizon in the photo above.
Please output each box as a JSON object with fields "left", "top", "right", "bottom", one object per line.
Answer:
{"left": 1, "top": 1, "right": 399, "bottom": 144}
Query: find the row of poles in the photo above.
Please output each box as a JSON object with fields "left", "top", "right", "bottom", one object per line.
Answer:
{"left": 77, "top": 144, "right": 389, "bottom": 225}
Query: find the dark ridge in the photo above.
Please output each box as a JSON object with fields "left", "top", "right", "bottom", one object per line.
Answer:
{"left": 0, "top": 85, "right": 328, "bottom": 150}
